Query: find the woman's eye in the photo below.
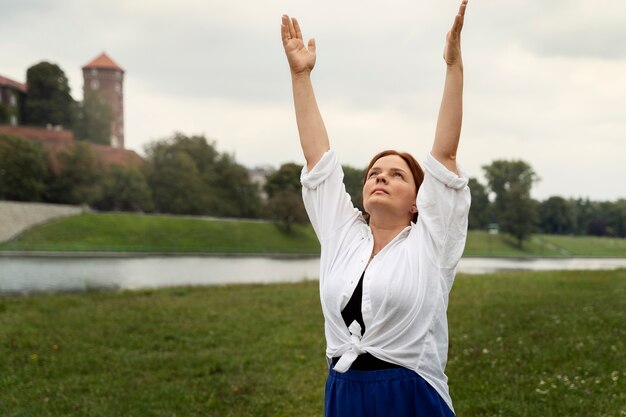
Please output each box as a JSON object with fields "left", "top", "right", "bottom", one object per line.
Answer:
{"left": 394, "top": 172, "right": 403, "bottom": 178}
{"left": 368, "top": 172, "right": 377, "bottom": 178}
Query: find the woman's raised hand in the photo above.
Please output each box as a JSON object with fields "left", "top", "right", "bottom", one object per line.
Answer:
{"left": 281, "top": 15, "right": 316, "bottom": 76}
{"left": 443, "top": 0, "right": 468, "bottom": 67}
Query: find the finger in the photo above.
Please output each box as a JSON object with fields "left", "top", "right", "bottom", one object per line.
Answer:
{"left": 288, "top": 16, "right": 297, "bottom": 40}
{"left": 281, "top": 15, "right": 291, "bottom": 43}
{"left": 459, "top": 0, "right": 468, "bottom": 17}
{"left": 457, "top": 0, "right": 467, "bottom": 32}
{"left": 458, "top": 0, "right": 467, "bottom": 31}
{"left": 308, "top": 38, "right": 316, "bottom": 54}
{"left": 293, "top": 17, "right": 304, "bottom": 40}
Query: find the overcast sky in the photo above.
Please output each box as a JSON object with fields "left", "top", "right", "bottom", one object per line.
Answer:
{"left": 2, "top": 0, "right": 625, "bottom": 201}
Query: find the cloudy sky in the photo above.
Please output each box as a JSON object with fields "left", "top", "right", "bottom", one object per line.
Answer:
{"left": 2, "top": 0, "right": 625, "bottom": 201}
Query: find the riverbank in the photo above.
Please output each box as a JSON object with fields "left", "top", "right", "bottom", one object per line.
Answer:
{"left": 1, "top": 269, "right": 624, "bottom": 416}
{"left": 1, "top": 213, "right": 624, "bottom": 257}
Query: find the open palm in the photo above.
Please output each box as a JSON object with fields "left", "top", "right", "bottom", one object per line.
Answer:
{"left": 443, "top": 0, "right": 467, "bottom": 67}
{"left": 281, "top": 15, "right": 316, "bottom": 75}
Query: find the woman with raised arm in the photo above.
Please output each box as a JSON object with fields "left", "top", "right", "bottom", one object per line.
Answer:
{"left": 281, "top": 2, "right": 470, "bottom": 416}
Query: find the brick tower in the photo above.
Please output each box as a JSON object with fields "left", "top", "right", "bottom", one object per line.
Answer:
{"left": 82, "top": 53, "right": 125, "bottom": 148}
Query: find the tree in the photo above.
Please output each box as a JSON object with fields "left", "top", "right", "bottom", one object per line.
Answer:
{"left": 0, "top": 135, "right": 50, "bottom": 201}
{"left": 145, "top": 141, "right": 207, "bottom": 214}
{"left": 264, "top": 162, "right": 302, "bottom": 197}
{"left": 263, "top": 190, "right": 310, "bottom": 233}
{"left": 538, "top": 196, "right": 575, "bottom": 235}
{"left": 467, "top": 177, "right": 490, "bottom": 230}
{"left": 593, "top": 200, "right": 626, "bottom": 238}
{"left": 612, "top": 199, "right": 626, "bottom": 238}
{"left": 483, "top": 159, "right": 539, "bottom": 247}
{"left": 569, "top": 198, "right": 626, "bottom": 238}
{"left": 0, "top": 104, "right": 11, "bottom": 124}
{"left": 263, "top": 163, "right": 309, "bottom": 232}
{"left": 499, "top": 184, "right": 538, "bottom": 246}
{"left": 144, "top": 133, "right": 261, "bottom": 217}
{"left": 571, "top": 198, "right": 596, "bottom": 236}
{"left": 211, "top": 153, "right": 261, "bottom": 218}
{"left": 92, "top": 166, "right": 154, "bottom": 212}
{"left": 47, "top": 142, "right": 103, "bottom": 205}
{"left": 23, "top": 62, "right": 75, "bottom": 128}
{"left": 74, "top": 89, "right": 113, "bottom": 145}
{"left": 342, "top": 165, "right": 365, "bottom": 211}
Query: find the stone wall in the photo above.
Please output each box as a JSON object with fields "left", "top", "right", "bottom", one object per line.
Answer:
{"left": 0, "top": 201, "right": 85, "bottom": 243}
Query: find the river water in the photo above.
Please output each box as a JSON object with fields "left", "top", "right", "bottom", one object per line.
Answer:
{"left": 1, "top": 255, "right": 625, "bottom": 294}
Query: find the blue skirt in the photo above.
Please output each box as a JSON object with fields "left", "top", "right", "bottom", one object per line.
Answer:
{"left": 325, "top": 366, "right": 455, "bottom": 417}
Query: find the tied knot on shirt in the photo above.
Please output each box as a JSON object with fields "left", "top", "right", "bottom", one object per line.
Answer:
{"left": 333, "top": 320, "right": 365, "bottom": 373}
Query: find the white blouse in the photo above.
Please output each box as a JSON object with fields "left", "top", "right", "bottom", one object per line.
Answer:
{"left": 300, "top": 149, "right": 470, "bottom": 412}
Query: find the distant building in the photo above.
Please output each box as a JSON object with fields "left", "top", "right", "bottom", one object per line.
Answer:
{"left": 1, "top": 54, "right": 140, "bottom": 172}
{"left": 0, "top": 74, "right": 27, "bottom": 126}
{"left": 82, "top": 53, "right": 125, "bottom": 149}
{"left": 248, "top": 166, "right": 275, "bottom": 201}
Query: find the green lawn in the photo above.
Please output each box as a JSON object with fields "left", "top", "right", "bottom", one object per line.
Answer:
{"left": 0, "top": 213, "right": 320, "bottom": 254}
{"left": 1, "top": 213, "right": 624, "bottom": 257}
{"left": 463, "top": 231, "right": 626, "bottom": 257}
{"left": 1, "top": 270, "right": 624, "bottom": 416}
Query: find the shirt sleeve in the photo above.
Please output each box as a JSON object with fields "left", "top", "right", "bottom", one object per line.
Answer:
{"left": 301, "top": 149, "right": 362, "bottom": 242}
{"left": 415, "top": 152, "right": 471, "bottom": 270}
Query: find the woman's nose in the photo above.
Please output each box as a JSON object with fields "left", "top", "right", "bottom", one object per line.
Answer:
{"left": 376, "top": 174, "right": 388, "bottom": 184}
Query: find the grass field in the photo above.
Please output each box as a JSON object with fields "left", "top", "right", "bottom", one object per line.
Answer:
{"left": 1, "top": 269, "right": 624, "bottom": 416}
{"left": 0, "top": 213, "right": 320, "bottom": 254}
{"left": 1, "top": 213, "right": 625, "bottom": 257}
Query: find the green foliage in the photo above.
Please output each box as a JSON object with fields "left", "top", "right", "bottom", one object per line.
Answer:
{"left": 263, "top": 162, "right": 302, "bottom": 198}
{"left": 571, "top": 198, "right": 596, "bottom": 235}
{"left": 23, "top": 61, "right": 75, "bottom": 128}
{"left": 483, "top": 160, "right": 539, "bottom": 247}
{"left": 46, "top": 142, "right": 103, "bottom": 205}
{"left": 92, "top": 166, "right": 154, "bottom": 212}
{"left": 0, "top": 270, "right": 624, "bottom": 416}
{"left": 538, "top": 196, "right": 575, "bottom": 235}
{"left": 0, "top": 103, "right": 11, "bottom": 124}
{"left": 73, "top": 89, "right": 113, "bottom": 145}
{"left": 0, "top": 134, "right": 50, "bottom": 201}
{"left": 591, "top": 200, "right": 626, "bottom": 238}
{"left": 468, "top": 177, "right": 490, "bottom": 230}
{"left": 570, "top": 198, "right": 626, "bottom": 238}
{"left": 211, "top": 153, "right": 261, "bottom": 218}
{"left": 342, "top": 165, "right": 365, "bottom": 211}
{"left": 145, "top": 143, "right": 206, "bottom": 214}
{"left": 144, "top": 133, "right": 260, "bottom": 217}
{"left": 263, "top": 190, "right": 309, "bottom": 233}
{"left": 483, "top": 159, "right": 538, "bottom": 196}
{"left": 500, "top": 184, "right": 538, "bottom": 247}
{"left": 263, "top": 163, "right": 308, "bottom": 232}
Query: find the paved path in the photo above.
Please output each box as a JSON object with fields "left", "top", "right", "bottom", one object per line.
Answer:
{"left": 0, "top": 201, "right": 84, "bottom": 242}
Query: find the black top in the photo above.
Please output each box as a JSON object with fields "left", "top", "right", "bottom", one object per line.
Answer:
{"left": 341, "top": 272, "right": 366, "bottom": 334}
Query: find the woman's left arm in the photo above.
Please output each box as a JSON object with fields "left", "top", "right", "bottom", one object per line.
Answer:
{"left": 431, "top": 0, "right": 468, "bottom": 175}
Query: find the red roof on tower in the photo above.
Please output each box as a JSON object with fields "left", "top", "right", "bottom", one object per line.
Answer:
{"left": 82, "top": 52, "right": 124, "bottom": 72}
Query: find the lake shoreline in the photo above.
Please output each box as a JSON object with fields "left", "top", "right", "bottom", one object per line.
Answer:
{"left": 0, "top": 250, "right": 624, "bottom": 260}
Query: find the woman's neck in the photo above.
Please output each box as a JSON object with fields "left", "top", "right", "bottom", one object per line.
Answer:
{"left": 369, "top": 217, "right": 410, "bottom": 255}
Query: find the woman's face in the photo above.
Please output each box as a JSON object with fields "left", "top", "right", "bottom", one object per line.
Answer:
{"left": 362, "top": 155, "right": 417, "bottom": 222}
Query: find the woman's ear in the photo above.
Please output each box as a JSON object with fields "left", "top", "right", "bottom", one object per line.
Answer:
{"left": 410, "top": 205, "right": 418, "bottom": 214}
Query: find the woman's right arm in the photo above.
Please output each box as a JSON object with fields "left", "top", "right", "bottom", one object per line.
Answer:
{"left": 281, "top": 15, "right": 330, "bottom": 171}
